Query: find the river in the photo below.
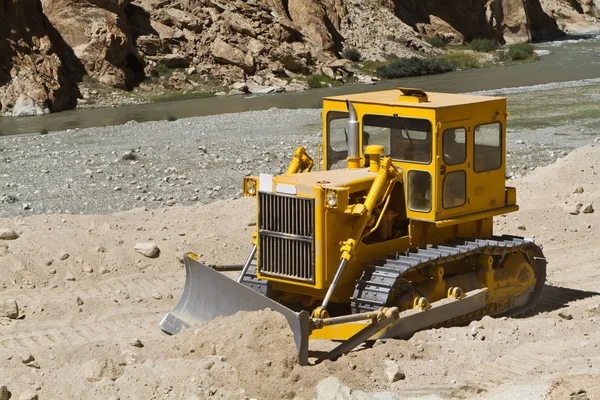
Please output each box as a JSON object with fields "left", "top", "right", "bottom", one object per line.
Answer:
{"left": 0, "top": 35, "right": 599, "bottom": 136}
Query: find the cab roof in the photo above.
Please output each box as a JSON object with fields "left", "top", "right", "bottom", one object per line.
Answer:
{"left": 323, "top": 88, "right": 505, "bottom": 109}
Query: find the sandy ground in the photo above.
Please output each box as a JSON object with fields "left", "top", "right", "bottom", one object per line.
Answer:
{"left": 1, "top": 144, "right": 600, "bottom": 399}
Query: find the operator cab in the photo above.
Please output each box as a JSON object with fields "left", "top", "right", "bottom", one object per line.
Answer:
{"left": 322, "top": 88, "right": 512, "bottom": 223}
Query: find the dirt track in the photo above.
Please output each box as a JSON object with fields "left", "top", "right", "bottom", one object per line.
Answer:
{"left": 1, "top": 145, "right": 600, "bottom": 399}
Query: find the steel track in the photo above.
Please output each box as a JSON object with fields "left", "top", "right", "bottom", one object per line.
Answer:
{"left": 350, "top": 235, "right": 547, "bottom": 318}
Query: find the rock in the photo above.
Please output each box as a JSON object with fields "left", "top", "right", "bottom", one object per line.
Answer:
{"left": 156, "top": 54, "right": 190, "bottom": 69}
{"left": 0, "top": 0, "right": 77, "bottom": 116}
{"left": 230, "top": 82, "right": 248, "bottom": 92}
{"left": 573, "top": 185, "right": 584, "bottom": 194}
{"left": 0, "top": 228, "right": 19, "bottom": 240}
{"left": 516, "top": 139, "right": 526, "bottom": 144}
{"left": 558, "top": 312, "right": 573, "bottom": 320}
{"left": 83, "top": 265, "right": 93, "bottom": 273}
{"left": 65, "top": 271, "right": 76, "bottom": 281}
{"left": 568, "top": 227, "right": 578, "bottom": 233}
{"left": 247, "top": 84, "right": 285, "bottom": 94}
{"left": 384, "top": 360, "right": 405, "bottom": 382}
{"left": 0, "top": 385, "right": 8, "bottom": 400}
{"left": 517, "top": 225, "right": 526, "bottom": 231}
{"left": 76, "top": 296, "right": 84, "bottom": 306}
{"left": 18, "top": 390, "right": 38, "bottom": 400}
{"left": 135, "top": 243, "right": 160, "bottom": 258}
{"left": 211, "top": 38, "right": 255, "bottom": 73}
{"left": 568, "top": 203, "right": 583, "bottom": 215}
{"left": 59, "top": 252, "right": 70, "bottom": 260}
{"left": 130, "top": 338, "right": 144, "bottom": 348}
{"left": 22, "top": 203, "right": 31, "bottom": 211}
{"left": 83, "top": 358, "right": 124, "bottom": 382}
{"left": 21, "top": 354, "right": 35, "bottom": 364}
{"left": 582, "top": 204, "right": 594, "bottom": 214}
{"left": 0, "top": 299, "right": 19, "bottom": 319}
{"left": 25, "top": 360, "right": 40, "bottom": 369}
{"left": 42, "top": 0, "right": 134, "bottom": 89}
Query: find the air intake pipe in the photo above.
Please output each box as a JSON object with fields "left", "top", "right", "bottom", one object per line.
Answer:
{"left": 346, "top": 100, "right": 361, "bottom": 169}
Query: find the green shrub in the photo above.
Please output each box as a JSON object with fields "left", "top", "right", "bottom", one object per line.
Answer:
{"left": 155, "top": 64, "right": 172, "bottom": 77}
{"left": 306, "top": 75, "right": 323, "bottom": 89}
{"left": 469, "top": 38, "right": 500, "bottom": 52}
{"left": 341, "top": 47, "right": 362, "bottom": 61}
{"left": 167, "top": 115, "right": 177, "bottom": 122}
{"left": 441, "top": 53, "right": 487, "bottom": 70}
{"left": 375, "top": 57, "right": 454, "bottom": 79}
{"left": 426, "top": 36, "right": 447, "bottom": 48}
{"left": 40, "top": 127, "right": 49, "bottom": 135}
{"left": 507, "top": 43, "right": 535, "bottom": 61}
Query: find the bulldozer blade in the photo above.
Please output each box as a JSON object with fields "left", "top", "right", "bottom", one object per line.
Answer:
{"left": 160, "top": 255, "right": 311, "bottom": 365}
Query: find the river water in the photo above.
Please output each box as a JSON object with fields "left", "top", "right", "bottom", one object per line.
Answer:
{"left": 0, "top": 35, "right": 599, "bottom": 136}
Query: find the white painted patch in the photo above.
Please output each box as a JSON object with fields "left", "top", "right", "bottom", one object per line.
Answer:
{"left": 276, "top": 184, "right": 297, "bottom": 195}
{"left": 258, "top": 173, "right": 273, "bottom": 193}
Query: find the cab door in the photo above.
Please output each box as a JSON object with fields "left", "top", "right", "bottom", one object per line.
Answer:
{"left": 437, "top": 123, "right": 469, "bottom": 220}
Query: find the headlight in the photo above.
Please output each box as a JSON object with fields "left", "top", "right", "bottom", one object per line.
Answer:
{"left": 244, "top": 178, "right": 257, "bottom": 196}
{"left": 326, "top": 190, "right": 338, "bottom": 208}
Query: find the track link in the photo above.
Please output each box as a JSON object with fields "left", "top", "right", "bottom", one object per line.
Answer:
{"left": 350, "top": 235, "right": 546, "bottom": 317}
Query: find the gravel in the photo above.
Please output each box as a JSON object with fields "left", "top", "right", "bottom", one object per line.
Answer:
{"left": 0, "top": 109, "right": 322, "bottom": 217}
{"left": 0, "top": 106, "right": 595, "bottom": 218}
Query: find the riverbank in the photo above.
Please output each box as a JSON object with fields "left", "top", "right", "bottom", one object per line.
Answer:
{"left": 1, "top": 33, "right": 599, "bottom": 138}
{"left": 70, "top": 43, "right": 541, "bottom": 111}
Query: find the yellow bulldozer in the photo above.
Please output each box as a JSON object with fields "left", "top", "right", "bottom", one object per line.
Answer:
{"left": 161, "top": 88, "right": 546, "bottom": 365}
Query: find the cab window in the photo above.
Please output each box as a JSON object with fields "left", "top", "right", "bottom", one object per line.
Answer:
{"left": 474, "top": 122, "right": 502, "bottom": 172}
{"left": 442, "top": 171, "right": 466, "bottom": 208}
{"left": 408, "top": 170, "right": 431, "bottom": 212}
{"left": 443, "top": 128, "right": 466, "bottom": 165}
{"left": 326, "top": 111, "right": 349, "bottom": 169}
{"left": 363, "top": 115, "right": 432, "bottom": 164}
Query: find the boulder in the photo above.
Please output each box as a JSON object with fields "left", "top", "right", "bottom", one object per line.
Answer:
{"left": 0, "top": 385, "right": 8, "bottom": 400}
{"left": 211, "top": 38, "right": 255, "bottom": 73}
{"left": 157, "top": 54, "right": 191, "bottom": 69}
{"left": 42, "top": 0, "right": 136, "bottom": 89}
{"left": 0, "top": 0, "right": 77, "bottom": 116}
{"left": 222, "top": 11, "right": 256, "bottom": 37}
{"left": 83, "top": 358, "right": 124, "bottom": 382}
{"left": 384, "top": 360, "right": 406, "bottom": 383}
{"left": 134, "top": 242, "right": 160, "bottom": 258}
{"left": 0, "top": 228, "right": 19, "bottom": 240}
{"left": 18, "top": 390, "right": 38, "bottom": 400}
{"left": 0, "top": 299, "right": 19, "bottom": 319}
{"left": 287, "top": 0, "right": 336, "bottom": 51}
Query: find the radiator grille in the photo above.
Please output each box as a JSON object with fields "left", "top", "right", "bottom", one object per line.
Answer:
{"left": 258, "top": 192, "right": 315, "bottom": 283}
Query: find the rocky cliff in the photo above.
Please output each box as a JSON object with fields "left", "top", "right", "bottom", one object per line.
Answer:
{"left": 1, "top": 0, "right": 598, "bottom": 116}
{"left": 0, "top": 0, "right": 78, "bottom": 116}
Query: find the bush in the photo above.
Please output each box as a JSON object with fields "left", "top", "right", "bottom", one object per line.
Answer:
{"left": 375, "top": 57, "right": 454, "bottom": 79}
{"left": 443, "top": 54, "right": 483, "bottom": 70}
{"left": 306, "top": 75, "right": 323, "bottom": 89}
{"left": 426, "top": 36, "right": 447, "bottom": 48}
{"left": 167, "top": 115, "right": 177, "bottom": 122}
{"left": 40, "top": 127, "right": 49, "bottom": 135}
{"left": 469, "top": 38, "right": 499, "bottom": 52}
{"left": 341, "top": 47, "right": 361, "bottom": 62}
{"left": 507, "top": 43, "right": 535, "bottom": 61}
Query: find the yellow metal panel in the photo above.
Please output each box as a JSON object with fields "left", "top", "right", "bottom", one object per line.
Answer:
{"left": 324, "top": 89, "right": 505, "bottom": 109}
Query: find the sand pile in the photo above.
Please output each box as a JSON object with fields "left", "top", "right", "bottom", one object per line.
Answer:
{"left": 1, "top": 147, "right": 600, "bottom": 399}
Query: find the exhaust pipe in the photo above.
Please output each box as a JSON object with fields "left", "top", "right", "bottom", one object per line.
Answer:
{"left": 346, "top": 100, "right": 361, "bottom": 169}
